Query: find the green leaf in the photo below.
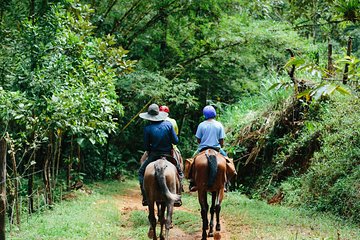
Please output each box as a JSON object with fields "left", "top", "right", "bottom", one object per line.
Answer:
{"left": 76, "top": 138, "right": 85, "bottom": 146}
{"left": 268, "top": 83, "right": 281, "bottom": 91}
{"left": 284, "top": 58, "right": 305, "bottom": 68}
{"left": 89, "top": 137, "right": 96, "bottom": 145}
{"left": 335, "top": 86, "right": 351, "bottom": 95}
{"left": 297, "top": 89, "right": 311, "bottom": 100}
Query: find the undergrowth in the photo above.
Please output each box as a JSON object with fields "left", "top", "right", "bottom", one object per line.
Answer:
{"left": 223, "top": 78, "right": 360, "bottom": 224}
{"left": 281, "top": 94, "right": 360, "bottom": 223}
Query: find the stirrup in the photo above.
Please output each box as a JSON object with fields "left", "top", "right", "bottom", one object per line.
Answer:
{"left": 174, "top": 199, "right": 182, "bottom": 207}
{"left": 189, "top": 181, "right": 197, "bottom": 192}
{"left": 224, "top": 181, "right": 230, "bottom": 192}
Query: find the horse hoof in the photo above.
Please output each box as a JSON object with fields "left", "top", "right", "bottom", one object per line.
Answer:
{"left": 147, "top": 229, "right": 154, "bottom": 239}
{"left": 208, "top": 232, "right": 214, "bottom": 237}
{"left": 216, "top": 224, "right": 221, "bottom": 231}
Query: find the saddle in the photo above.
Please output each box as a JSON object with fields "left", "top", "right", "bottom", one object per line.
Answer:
{"left": 159, "top": 154, "right": 178, "bottom": 168}
{"left": 140, "top": 150, "right": 182, "bottom": 169}
{"left": 185, "top": 149, "right": 218, "bottom": 178}
{"left": 185, "top": 149, "right": 237, "bottom": 181}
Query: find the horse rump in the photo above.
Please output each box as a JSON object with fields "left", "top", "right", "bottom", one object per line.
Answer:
{"left": 144, "top": 159, "right": 180, "bottom": 240}
{"left": 154, "top": 160, "right": 181, "bottom": 203}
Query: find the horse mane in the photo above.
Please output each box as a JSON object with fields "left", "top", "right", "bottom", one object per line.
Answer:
{"left": 206, "top": 153, "right": 218, "bottom": 187}
{"left": 154, "top": 160, "right": 180, "bottom": 202}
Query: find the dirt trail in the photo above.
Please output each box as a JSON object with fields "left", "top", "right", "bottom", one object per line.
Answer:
{"left": 114, "top": 188, "right": 229, "bottom": 240}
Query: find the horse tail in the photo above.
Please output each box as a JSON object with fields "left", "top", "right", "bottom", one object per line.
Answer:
{"left": 154, "top": 161, "right": 181, "bottom": 203}
{"left": 207, "top": 154, "right": 218, "bottom": 187}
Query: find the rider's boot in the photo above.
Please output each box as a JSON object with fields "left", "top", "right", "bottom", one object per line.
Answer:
{"left": 140, "top": 185, "right": 148, "bottom": 206}
{"left": 189, "top": 179, "right": 197, "bottom": 192}
{"left": 174, "top": 175, "right": 183, "bottom": 207}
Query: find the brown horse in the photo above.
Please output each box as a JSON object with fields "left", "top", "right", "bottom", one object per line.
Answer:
{"left": 192, "top": 149, "right": 227, "bottom": 240}
{"left": 144, "top": 158, "right": 181, "bottom": 240}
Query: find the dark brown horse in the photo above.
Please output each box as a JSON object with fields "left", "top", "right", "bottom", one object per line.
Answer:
{"left": 144, "top": 158, "right": 181, "bottom": 240}
{"left": 192, "top": 149, "right": 227, "bottom": 240}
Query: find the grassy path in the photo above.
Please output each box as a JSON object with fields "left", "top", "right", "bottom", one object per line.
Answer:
{"left": 7, "top": 178, "right": 360, "bottom": 240}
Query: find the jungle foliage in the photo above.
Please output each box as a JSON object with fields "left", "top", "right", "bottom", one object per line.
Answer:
{"left": 0, "top": 0, "right": 359, "bottom": 232}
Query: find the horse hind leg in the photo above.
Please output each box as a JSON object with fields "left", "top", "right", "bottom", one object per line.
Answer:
{"left": 201, "top": 207, "right": 208, "bottom": 240}
{"left": 208, "top": 192, "right": 216, "bottom": 237}
{"left": 199, "top": 192, "right": 209, "bottom": 240}
{"left": 163, "top": 202, "right": 174, "bottom": 240}
{"left": 159, "top": 203, "right": 166, "bottom": 240}
{"left": 148, "top": 202, "right": 157, "bottom": 240}
{"left": 215, "top": 204, "right": 221, "bottom": 231}
{"left": 157, "top": 202, "right": 165, "bottom": 224}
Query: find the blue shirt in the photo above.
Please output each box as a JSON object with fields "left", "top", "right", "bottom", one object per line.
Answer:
{"left": 143, "top": 121, "right": 178, "bottom": 153}
{"left": 195, "top": 119, "right": 225, "bottom": 151}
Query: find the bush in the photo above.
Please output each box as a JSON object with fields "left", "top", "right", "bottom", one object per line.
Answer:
{"left": 283, "top": 94, "right": 360, "bottom": 223}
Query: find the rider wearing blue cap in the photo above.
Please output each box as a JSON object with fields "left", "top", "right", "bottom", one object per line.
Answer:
{"left": 188, "top": 105, "right": 230, "bottom": 191}
{"left": 196, "top": 105, "right": 227, "bottom": 156}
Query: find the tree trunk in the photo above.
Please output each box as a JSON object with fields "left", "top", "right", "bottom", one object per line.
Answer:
{"left": 6, "top": 133, "right": 20, "bottom": 225}
{"left": 0, "top": 8, "right": 3, "bottom": 23}
{"left": 67, "top": 137, "right": 74, "bottom": 190}
{"left": 102, "top": 135, "right": 111, "bottom": 180}
{"left": 77, "top": 144, "right": 81, "bottom": 176}
{"left": 28, "top": 163, "right": 35, "bottom": 214}
{"left": 312, "top": 0, "right": 317, "bottom": 43}
{"left": 40, "top": 0, "right": 48, "bottom": 16}
{"left": 54, "top": 131, "right": 62, "bottom": 190}
{"left": 327, "top": 42, "right": 334, "bottom": 78}
{"left": 343, "top": 37, "right": 352, "bottom": 85}
{"left": 43, "top": 133, "right": 53, "bottom": 206}
{"left": 159, "top": 6, "right": 168, "bottom": 68}
{"left": 51, "top": 132, "right": 57, "bottom": 191}
{"left": 0, "top": 137, "right": 7, "bottom": 240}
{"left": 27, "top": 133, "right": 37, "bottom": 214}
{"left": 178, "top": 104, "right": 188, "bottom": 136}
{"left": 286, "top": 48, "right": 298, "bottom": 94}
{"left": 29, "top": 0, "right": 35, "bottom": 20}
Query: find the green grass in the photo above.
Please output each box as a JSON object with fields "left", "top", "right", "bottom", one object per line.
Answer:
{"left": 7, "top": 179, "right": 360, "bottom": 240}
{"left": 8, "top": 183, "right": 124, "bottom": 240}
{"left": 222, "top": 192, "right": 360, "bottom": 240}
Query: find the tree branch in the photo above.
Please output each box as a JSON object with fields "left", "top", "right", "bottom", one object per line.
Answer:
{"left": 102, "top": 0, "right": 118, "bottom": 21}
{"left": 180, "top": 41, "right": 245, "bottom": 67}
{"left": 110, "top": 0, "right": 143, "bottom": 35}
{"left": 294, "top": 19, "right": 350, "bottom": 29}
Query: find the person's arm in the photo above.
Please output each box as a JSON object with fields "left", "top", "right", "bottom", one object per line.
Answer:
{"left": 219, "top": 122, "right": 225, "bottom": 148}
{"left": 170, "top": 125, "right": 179, "bottom": 145}
{"left": 219, "top": 138, "right": 224, "bottom": 148}
{"left": 195, "top": 122, "right": 203, "bottom": 144}
{"left": 173, "top": 119, "right": 179, "bottom": 136}
{"left": 144, "top": 127, "right": 151, "bottom": 151}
